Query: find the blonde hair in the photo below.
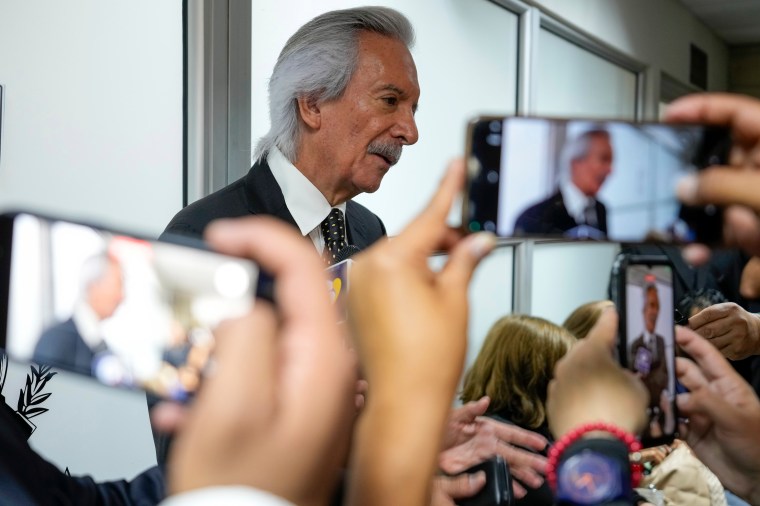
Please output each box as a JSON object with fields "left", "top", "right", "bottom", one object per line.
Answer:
{"left": 461, "top": 315, "right": 576, "bottom": 428}
{"left": 562, "top": 300, "right": 615, "bottom": 339}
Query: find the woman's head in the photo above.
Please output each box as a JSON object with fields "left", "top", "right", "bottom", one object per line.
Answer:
{"left": 461, "top": 315, "right": 576, "bottom": 429}
{"left": 562, "top": 300, "right": 615, "bottom": 339}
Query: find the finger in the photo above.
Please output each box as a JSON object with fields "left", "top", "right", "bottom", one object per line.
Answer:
{"left": 455, "top": 396, "right": 491, "bottom": 423}
{"left": 584, "top": 307, "right": 619, "bottom": 350}
{"left": 397, "top": 159, "right": 466, "bottom": 253}
{"left": 511, "top": 480, "right": 527, "bottom": 499}
{"left": 437, "top": 471, "right": 486, "bottom": 500}
{"left": 678, "top": 168, "right": 760, "bottom": 212}
{"left": 675, "top": 326, "right": 736, "bottom": 382}
{"left": 512, "top": 480, "right": 528, "bottom": 499}
{"left": 665, "top": 93, "right": 760, "bottom": 147}
{"left": 439, "top": 232, "right": 496, "bottom": 295}
{"left": 209, "top": 304, "right": 279, "bottom": 416}
{"left": 688, "top": 304, "right": 729, "bottom": 330}
{"left": 724, "top": 205, "right": 760, "bottom": 256}
{"left": 693, "top": 321, "right": 734, "bottom": 341}
{"left": 675, "top": 356, "right": 709, "bottom": 392}
{"left": 205, "top": 217, "right": 334, "bottom": 328}
{"left": 150, "top": 402, "right": 188, "bottom": 433}
{"left": 681, "top": 243, "right": 712, "bottom": 267}
{"left": 497, "top": 444, "right": 545, "bottom": 489}
{"left": 480, "top": 418, "right": 548, "bottom": 452}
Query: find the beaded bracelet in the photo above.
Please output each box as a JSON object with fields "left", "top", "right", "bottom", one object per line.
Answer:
{"left": 546, "top": 421, "right": 643, "bottom": 491}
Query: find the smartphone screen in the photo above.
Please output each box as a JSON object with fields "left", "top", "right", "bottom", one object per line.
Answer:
{"left": 620, "top": 261, "right": 677, "bottom": 446}
{"left": 0, "top": 213, "right": 258, "bottom": 401}
{"left": 464, "top": 117, "right": 730, "bottom": 243}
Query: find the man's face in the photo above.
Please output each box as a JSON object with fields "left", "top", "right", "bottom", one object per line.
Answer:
{"left": 643, "top": 287, "right": 660, "bottom": 334}
{"left": 315, "top": 31, "right": 420, "bottom": 197}
{"left": 89, "top": 260, "right": 124, "bottom": 320}
{"left": 570, "top": 134, "right": 613, "bottom": 197}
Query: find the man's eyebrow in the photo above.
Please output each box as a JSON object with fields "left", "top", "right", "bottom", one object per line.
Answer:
{"left": 378, "top": 84, "right": 418, "bottom": 113}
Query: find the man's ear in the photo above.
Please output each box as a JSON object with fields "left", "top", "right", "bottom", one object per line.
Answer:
{"left": 297, "top": 95, "right": 321, "bottom": 130}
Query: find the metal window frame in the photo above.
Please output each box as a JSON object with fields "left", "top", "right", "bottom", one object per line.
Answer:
{"left": 185, "top": 0, "right": 251, "bottom": 206}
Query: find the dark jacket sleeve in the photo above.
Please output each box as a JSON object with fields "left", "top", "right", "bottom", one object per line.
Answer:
{"left": 0, "top": 401, "right": 165, "bottom": 505}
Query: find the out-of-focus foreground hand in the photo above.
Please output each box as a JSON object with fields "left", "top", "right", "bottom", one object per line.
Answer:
{"left": 666, "top": 93, "right": 760, "bottom": 258}
{"left": 346, "top": 160, "right": 496, "bottom": 506}
{"left": 688, "top": 302, "right": 760, "bottom": 360}
{"left": 547, "top": 309, "right": 649, "bottom": 439}
{"left": 675, "top": 325, "right": 760, "bottom": 504}
{"left": 167, "top": 217, "right": 356, "bottom": 506}
{"left": 438, "top": 416, "right": 547, "bottom": 499}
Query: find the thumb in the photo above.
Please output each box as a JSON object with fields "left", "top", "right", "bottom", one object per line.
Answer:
{"left": 439, "top": 233, "right": 496, "bottom": 292}
{"left": 438, "top": 471, "right": 486, "bottom": 500}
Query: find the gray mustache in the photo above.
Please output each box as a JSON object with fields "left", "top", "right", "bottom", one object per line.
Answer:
{"left": 367, "top": 142, "right": 402, "bottom": 166}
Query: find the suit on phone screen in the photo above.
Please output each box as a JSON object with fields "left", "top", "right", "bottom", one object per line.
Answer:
{"left": 513, "top": 190, "right": 608, "bottom": 238}
{"left": 630, "top": 332, "right": 669, "bottom": 407}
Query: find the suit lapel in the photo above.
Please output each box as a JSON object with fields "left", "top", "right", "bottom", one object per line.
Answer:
{"left": 243, "top": 159, "right": 298, "bottom": 227}
{"left": 345, "top": 201, "right": 371, "bottom": 249}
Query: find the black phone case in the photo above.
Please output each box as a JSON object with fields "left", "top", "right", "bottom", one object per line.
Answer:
{"left": 454, "top": 456, "right": 513, "bottom": 506}
{"left": 611, "top": 253, "right": 679, "bottom": 447}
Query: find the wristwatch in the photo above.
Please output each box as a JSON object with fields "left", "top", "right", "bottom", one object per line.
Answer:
{"left": 555, "top": 449, "right": 629, "bottom": 505}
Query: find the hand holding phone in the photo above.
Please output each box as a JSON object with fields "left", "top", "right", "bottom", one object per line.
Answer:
{"left": 453, "top": 456, "right": 513, "bottom": 506}
{"left": 611, "top": 254, "right": 679, "bottom": 446}
{"left": 463, "top": 116, "right": 731, "bottom": 244}
{"left": 0, "top": 212, "right": 259, "bottom": 401}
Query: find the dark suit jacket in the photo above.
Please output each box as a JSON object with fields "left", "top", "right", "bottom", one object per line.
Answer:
{"left": 513, "top": 190, "right": 607, "bottom": 236}
{"left": 32, "top": 318, "right": 95, "bottom": 377}
{"left": 630, "top": 332, "right": 668, "bottom": 406}
{"left": 161, "top": 159, "right": 387, "bottom": 250}
{"left": 0, "top": 395, "right": 164, "bottom": 505}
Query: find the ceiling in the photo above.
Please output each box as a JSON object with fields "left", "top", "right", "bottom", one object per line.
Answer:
{"left": 679, "top": 0, "right": 760, "bottom": 45}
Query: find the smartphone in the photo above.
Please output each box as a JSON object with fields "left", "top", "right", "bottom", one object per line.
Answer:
{"left": 463, "top": 116, "right": 731, "bottom": 244}
{"left": 611, "top": 254, "right": 678, "bottom": 447}
{"left": 0, "top": 212, "right": 260, "bottom": 401}
{"left": 454, "top": 456, "right": 513, "bottom": 506}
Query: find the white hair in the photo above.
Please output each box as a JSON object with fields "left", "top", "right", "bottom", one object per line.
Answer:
{"left": 559, "top": 127, "right": 610, "bottom": 184}
{"left": 254, "top": 6, "right": 415, "bottom": 162}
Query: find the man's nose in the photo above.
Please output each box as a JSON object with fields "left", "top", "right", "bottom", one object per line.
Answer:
{"left": 392, "top": 108, "right": 419, "bottom": 146}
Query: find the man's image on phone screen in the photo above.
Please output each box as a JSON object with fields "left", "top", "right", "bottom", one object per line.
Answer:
{"left": 625, "top": 265, "right": 677, "bottom": 441}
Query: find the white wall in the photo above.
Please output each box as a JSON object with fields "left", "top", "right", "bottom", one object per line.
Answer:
{"left": 531, "top": 242, "right": 620, "bottom": 325}
{"left": 530, "top": 0, "right": 728, "bottom": 118}
{"left": 0, "top": 0, "right": 183, "bottom": 237}
{"left": 3, "top": 359, "right": 156, "bottom": 481}
{"left": 251, "top": 0, "right": 520, "bottom": 236}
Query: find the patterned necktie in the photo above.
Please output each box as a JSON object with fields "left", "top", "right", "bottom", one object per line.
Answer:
{"left": 583, "top": 200, "right": 598, "bottom": 227}
{"left": 320, "top": 208, "right": 346, "bottom": 265}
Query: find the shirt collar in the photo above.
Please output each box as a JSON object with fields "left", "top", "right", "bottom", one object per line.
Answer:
{"left": 559, "top": 179, "right": 594, "bottom": 223}
{"left": 267, "top": 147, "right": 346, "bottom": 236}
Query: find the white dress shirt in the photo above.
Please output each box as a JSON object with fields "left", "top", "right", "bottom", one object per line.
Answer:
{"left": 559, "top": 179, "right": 596, "bottom": 226}
{"left": 267, "top": 147, "right": 346, "bottom": 253}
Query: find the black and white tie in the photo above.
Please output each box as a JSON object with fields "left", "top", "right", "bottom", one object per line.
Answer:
{"left": 320, "top": 208, "right": 346, "bottom": 265}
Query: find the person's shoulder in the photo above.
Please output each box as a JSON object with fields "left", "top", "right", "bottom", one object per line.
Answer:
{"left": 161, "top": 174, "right": 252, "bottom": 240}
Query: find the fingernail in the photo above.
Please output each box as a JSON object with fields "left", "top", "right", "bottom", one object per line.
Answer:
{"left": 470, "top": 470, "right": 486, "bottom": 484}
{"left": 469, "top": 232, "right": 496, "bottom": 259}
{"left": 676, "top": 174, "right": 699, "bottom": 205}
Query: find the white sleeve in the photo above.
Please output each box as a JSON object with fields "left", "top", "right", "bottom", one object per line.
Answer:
{"left": 159, "top": 486, "right": 296, "bottom": 506}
